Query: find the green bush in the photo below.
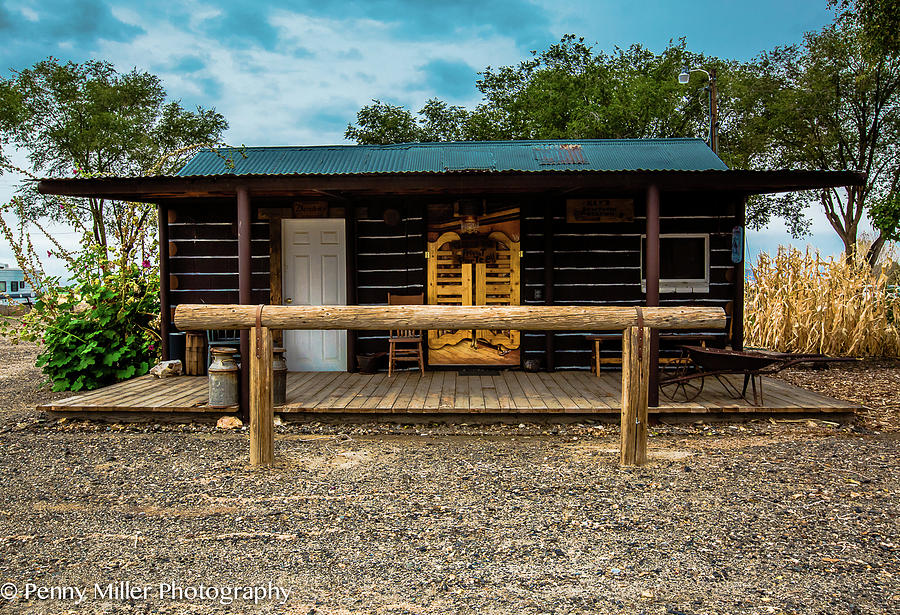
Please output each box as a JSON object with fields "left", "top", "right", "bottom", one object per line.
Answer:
{"left": 6, "top": 247, "right": 160, "bottom": 391}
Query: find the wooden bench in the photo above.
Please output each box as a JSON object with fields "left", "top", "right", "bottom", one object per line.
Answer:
{"left": 586, "top": 332, "right": 729, "bottom": 376}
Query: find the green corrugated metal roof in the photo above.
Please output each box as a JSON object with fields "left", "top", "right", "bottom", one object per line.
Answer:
{"left": 176, "top": 139, "right": 728, "bottom": 177}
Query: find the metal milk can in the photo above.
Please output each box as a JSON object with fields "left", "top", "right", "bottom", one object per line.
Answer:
{"left": 273, "top": 347, "right": 287, "bottom": 406}
{"left": 208, "top": 347, "right": 239, "bottom": 408}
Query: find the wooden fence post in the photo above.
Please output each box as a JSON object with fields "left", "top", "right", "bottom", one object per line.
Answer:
{"left": 620, "top": 326, "right": 650, "bottom": 466}
{"left": 249, "top": 325, "right": 274, "bottom": 466}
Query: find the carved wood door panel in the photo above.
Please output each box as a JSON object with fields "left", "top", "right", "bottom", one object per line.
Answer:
{"left": 426, "top": 230, "right": 520, "bottom": 354}
{"left": 475, "top": 231, "right": 520, "bottom": 350}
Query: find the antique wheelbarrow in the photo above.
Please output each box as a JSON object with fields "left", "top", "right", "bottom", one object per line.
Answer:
{"left": 659, "top": 345, "right": 853, "bottom": 405}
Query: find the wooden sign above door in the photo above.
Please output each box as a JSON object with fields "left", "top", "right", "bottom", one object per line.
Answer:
{"left": 293, "top": 201, "right": 329, "bottom": 218}
{"left": 566, "top": 198, "right": 634, "bottom": 223}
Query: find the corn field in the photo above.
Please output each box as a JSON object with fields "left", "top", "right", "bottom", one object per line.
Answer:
{"left": 745, "top": 246, "right": 900, "bottom": 357}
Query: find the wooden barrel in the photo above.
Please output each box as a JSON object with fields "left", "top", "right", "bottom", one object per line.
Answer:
{"left": 185, "top": 331, "right": 206, "bottom": 376}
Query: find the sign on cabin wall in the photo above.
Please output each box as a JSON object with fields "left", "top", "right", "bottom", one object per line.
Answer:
{"left": 566, "top": 198, "right": 634, "bottom": 223}
{"left": 292, "top": 201, "right": 329, "bottom": 218}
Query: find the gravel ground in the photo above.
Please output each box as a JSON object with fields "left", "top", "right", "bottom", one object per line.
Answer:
{"left": 773, "top": 359, "right": 900, "bottom": 431}
{"left": 0, "top": 336, "right": 898, "bottom": 614}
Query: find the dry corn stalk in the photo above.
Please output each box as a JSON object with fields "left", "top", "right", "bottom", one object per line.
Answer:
{"left": 745, "top": 246, "right": 900, "bottom": 357}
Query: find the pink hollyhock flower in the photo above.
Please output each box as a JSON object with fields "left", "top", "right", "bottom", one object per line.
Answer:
{"left": 142, "top": 259, "right": 151, "bottom": 268}
{"left": 47, "top": 251, "right": 52, "bottom": 258}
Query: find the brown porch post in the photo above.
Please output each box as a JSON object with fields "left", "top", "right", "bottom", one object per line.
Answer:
{"left": 158, "top": 203, "right": 171, "bottom": 361}
{"left": 347, "top": 212, "right": 358, "bottom": 372}
{"left": 544, "top": 207, "right": 555, "bottom": 371}
{"left": 238, "top": 187, "right": 252, "bottom": 421}
{"left": 733, "top": 196, "right": 746, "bottom": 351}
{"left": 646, "top": 185, "right": 660, "bottom": 407}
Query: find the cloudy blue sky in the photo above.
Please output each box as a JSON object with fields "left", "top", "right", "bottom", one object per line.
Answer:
{"left": 0, "top": 0, "right": 876, "bottom": 275}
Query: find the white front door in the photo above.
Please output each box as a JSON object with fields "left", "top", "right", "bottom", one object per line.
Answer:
{"left": 282, "top": 219, "right": 347, "bottom": 371}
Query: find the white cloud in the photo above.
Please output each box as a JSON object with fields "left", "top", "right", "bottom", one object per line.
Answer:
{"left": 93, "top": 8, "right": 521, "bottom": 146}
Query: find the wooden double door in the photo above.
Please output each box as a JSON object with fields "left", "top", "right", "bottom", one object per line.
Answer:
{"left": 427, "top": 230, "right": 521, "bottom": 366}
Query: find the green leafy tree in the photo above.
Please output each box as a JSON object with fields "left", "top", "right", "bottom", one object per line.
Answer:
{"left": 831, "top": 0, "right": 900, "bottom": 55}
{"left": 0, "top": 58, "right": 228, "bottom": 262}
{"left": 470, "top": 36, "right": 711, "bottom": 141}
{"left": 418, "top": 99, "right": 472, "bottom": 142}
{"left": 748, "top": 14, "right": 900, "bottom": 265}
{"left": 345, "top": 99, "right": 422, "bottom": 144}
{"left": 346, "top": 98, "right": 475, "bottom": 144}
{"left": 347, "top": 37, "right": 720, "bottom": 145}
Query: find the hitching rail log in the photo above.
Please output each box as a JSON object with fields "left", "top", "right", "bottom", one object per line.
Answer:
{"left": 175, "top": 304, "right": 725, "bottom": 467}
{"left": 173, "top": 304, "right": 726, "bottom": 332}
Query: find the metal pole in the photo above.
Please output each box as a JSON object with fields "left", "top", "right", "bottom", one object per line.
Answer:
{"left": 237, "top": 187, "right": 251, "bottom": 421}
{"left": 645, "top": 185, "right": 660, "bottom": 407}
{"left": 709, "top": 68, "right": 718, "bottom": 154}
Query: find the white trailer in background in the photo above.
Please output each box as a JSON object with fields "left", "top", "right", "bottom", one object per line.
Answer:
{"left": 0, "top": 263, "right": 34, "bottom": 304}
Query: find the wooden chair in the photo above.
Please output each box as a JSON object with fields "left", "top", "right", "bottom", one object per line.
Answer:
{"left": 387, "top": 293, "right": 425, "bottom": 376}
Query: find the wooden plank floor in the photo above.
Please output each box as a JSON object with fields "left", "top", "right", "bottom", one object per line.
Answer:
{"left": 41, "top": 371, "right": 861, "bottom": 415}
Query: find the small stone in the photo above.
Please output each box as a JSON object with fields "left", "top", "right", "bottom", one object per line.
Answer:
{"left": 273, "top": 415, "right": 285, "bottom": 427}
{"left": 217, "top": 416, "right": 243, "bottom": 429}
{"left": 150, "top": 360, "right": 182, "bottom": 378}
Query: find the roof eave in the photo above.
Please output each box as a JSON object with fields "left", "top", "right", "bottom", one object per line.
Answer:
{"left": 36, "top": 169, "right": 867, "bottom": 202}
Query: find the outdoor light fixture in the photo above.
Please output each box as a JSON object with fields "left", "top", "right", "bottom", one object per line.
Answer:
{"left": 457, "top": 199, "right": 482, "bottom": 234}
{"left": 678, "top": 66, "right": 718, "bottom": 154}
{"left": 460, "top": 215, "right": 479, "bottom": 234}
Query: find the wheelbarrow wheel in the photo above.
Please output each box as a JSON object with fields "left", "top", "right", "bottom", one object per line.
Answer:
{"left": 660, "top": 364, "right": 704, "bottom": 402}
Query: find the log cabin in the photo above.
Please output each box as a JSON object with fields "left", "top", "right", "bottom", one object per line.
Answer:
{"left": 38, "top": 138, "right": 864, "bottom": 414}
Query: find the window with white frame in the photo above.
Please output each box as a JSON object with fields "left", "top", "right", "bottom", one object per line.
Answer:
{"left": 641, "top": 234, "right": 710, "bottom": 293}
{"left": 0, "top": 281, "right": 5, "bottom": 292}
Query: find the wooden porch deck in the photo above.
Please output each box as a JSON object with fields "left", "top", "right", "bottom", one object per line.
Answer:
{"left": 41, "top": 370, "right": 861, "bottom": 415}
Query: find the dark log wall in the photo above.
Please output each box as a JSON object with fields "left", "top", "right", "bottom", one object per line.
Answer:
{"left": 353, "top": 202, "right": 426, "bottom": 358}
{"left": 164, "top": 192, "right": 741, "bottom": 371}
{"left": 522, "top": 193, "right": 741, "bottom": 370}
{"left": 167, "top": 203, "right": 270, "bottom": 312}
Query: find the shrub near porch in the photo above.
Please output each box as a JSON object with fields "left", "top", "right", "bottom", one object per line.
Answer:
{"left": 8, "top": 249, "right": 161, "bottom": 392}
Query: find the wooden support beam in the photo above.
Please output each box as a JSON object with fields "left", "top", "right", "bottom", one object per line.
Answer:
{"left": 646, "top": 184, "right": 660, "bottom": 408}
{"left": 174, "top": 304, "right": 727, "bottom": 332}
{"left": 266, "top": 214, "right": 285, "bottom": 347}
{"left": 346, "top": 214, "right": 358, "bottom": 372}
{"left": 237, "top": 187, "right": 251, "bottom": 422}
{"left": 620, "top": 326, "right": 650, "bottom": 466}
{"left": 543, "top": 207, "right": 555, "bottom": 371}
{"left": 158, "top": 203, "right": 171, "bottom": 360}
{"left": 249, "top": 325, "right": 274, "bottom": 466}
{"left": 733, "top": 197, "right": 746, "bottom": 351}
